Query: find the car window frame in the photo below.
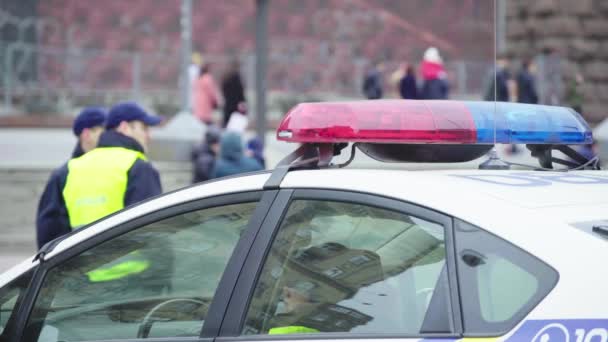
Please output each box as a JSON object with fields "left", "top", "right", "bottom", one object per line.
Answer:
{"left": 218, "top": 188, "right": 463, "bottom": 340}
{"left": 11, "top": 190, "right": 279, "bottom": 342}
{"left": 0, "top": 269, "right": 34, "bottom": 341}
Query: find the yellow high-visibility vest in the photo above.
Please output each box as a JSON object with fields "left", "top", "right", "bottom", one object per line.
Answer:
{"left": 63, "top": 147, "right": 146, "bottom": 228}
{"left": 63, "top": 147, "right": 149, "bottom": 282}
{"left": 86, "top": 251, "right": 151, "bottom": 282}
{"left": 268, "top": 326, "right": 319, "bottom": 335}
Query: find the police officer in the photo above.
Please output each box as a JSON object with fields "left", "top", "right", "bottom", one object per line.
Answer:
{"left": 36, "top": 102, "right": 163, "bottom": 249}
{"left": 36, "top": 107, "right": 107, "bottom": 248}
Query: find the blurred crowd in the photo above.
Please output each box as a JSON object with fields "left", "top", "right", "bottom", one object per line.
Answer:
{"left": 360, "top": 46, "right": 586, "bottom": 117}
{"left": 188, "top": 52, "right": 265, "bottom": 184}
{"left": 363, "top": 47, "right": 450, "bottom": 101}
{"left": 483, "top": 53, "right": 584, "bottom": 114}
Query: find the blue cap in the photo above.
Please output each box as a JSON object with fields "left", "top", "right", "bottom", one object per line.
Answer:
{"left": 247, "top": 136, "right": 264, "bottom": 152}
{"left": 73, "top": 107, "right": 107, "bottom": 136}
{"left": 106, "top": 102, "right": 162, "bottom": 129}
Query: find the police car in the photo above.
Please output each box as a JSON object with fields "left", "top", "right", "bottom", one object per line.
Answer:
{"left": 1, "top": 100, "right": 606, "bottom": 342}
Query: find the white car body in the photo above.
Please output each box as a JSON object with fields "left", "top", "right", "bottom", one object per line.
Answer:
{"left": 2, "top": 169, "right": 607, "bottom": 341}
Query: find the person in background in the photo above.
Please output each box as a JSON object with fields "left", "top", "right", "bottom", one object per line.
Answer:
{"left": 246, "top": 137, "right": 266, "bottom": 169}
{"left": 484, "top": 54, "right": 516, "bottom": 102}
{"left": 36, "top": 102, "right": 163, "bottom": 249}
{"left": 193, "top": 63, "right": 223, "bottom": 125}
{"left": 211, "top": 132, "right": 263, "bottom": 178}
{"left": 565, "top": 71, "right": 584, "bottom": 115}
{"left": 36, "top": 107, "right": 106, "bottom": 249}
{"left": 420, "top": 47, "right": 449, "bottom": 100}
{"left": 221, "top": 59, "right": 246, "bottom": 127}
{"left": 389, "top": 63, "right": 407, "bottom": 98}
{"left": 225, "top": 101, "right": 249, "bottom": 135}
{"left": 192, "top": 125, "right": 221, "bottom": 184}
{"left": 507, "top": 59, "right": 538, "bottom": 154}
{"left": 565, "top": 71, "right": 592, "bottom": 165}
{"left": 517, "top": 59, "right": 539, "bottom": 104}
{"left": 399, "top": 63, "right": 418, "bottom": 99}
{"left": 362, "top": 61, "right": 384, "bottom": 99}
{"left": 188, "top": 52, "right": 203, "bottom": 111}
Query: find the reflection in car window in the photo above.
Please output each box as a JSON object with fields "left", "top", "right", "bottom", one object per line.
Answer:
{"left": 243, "top": 200, "right": 451, "bottom": 336}
{"left": 25, "top": 202, "right": 257, "bottom": 341}
{"left": 0, "top": 270, "right": 32, "bottom": 339}
{"left": 455, "top": 220, "right": 558, "bottom": 335}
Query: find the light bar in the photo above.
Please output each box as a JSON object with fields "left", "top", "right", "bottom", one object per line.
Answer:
{"left": 276, "top": 100, "right": 593, "bottom": 145}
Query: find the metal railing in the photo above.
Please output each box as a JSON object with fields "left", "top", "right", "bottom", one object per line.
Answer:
{"left": 2, "top": 41, "right": 494, "bottom": 114}
{"left": 1, "top": 41, "right": 183, "bottom": 113}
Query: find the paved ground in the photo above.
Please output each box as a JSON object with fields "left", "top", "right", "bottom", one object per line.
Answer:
{"left": 0, "top": 125, "right": 600, "bottom": 273}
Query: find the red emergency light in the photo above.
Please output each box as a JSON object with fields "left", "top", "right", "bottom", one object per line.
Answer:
{"left": 277, "top": 100, "right": 478, "bottom": 144}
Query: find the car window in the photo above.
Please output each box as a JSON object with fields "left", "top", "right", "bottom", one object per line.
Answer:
{"left": 455, "top": 219, "right": 558, "bottom": 335}
{"left": 0, "top": 270, "right": 33, "bottom": 339}
{"left": 242, "top": 200, "right": 451, "bottom": 336}
{"left": 25, "top": 202, "right": 258, "bottom": 341}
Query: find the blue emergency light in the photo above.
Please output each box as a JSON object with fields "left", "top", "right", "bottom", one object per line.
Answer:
{"left": 468, "top": 102, "right": 593, "bottom": 144}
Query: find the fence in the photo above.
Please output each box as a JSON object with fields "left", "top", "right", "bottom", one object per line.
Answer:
{"left": 1, "top": 41, "right": 182, "bottom": 114}
{"left": 2, "top": 42, "right": 494, "bottom": 114}
{"left": 1, "top": 7, "right": 496, "bottom": 116}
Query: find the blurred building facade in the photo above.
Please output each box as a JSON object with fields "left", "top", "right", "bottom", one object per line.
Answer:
{"left": 506, "top": 0, "right": 608, "bottom": 123}
{"left": 1, "top": 0, "right": 493, "bottom": 117}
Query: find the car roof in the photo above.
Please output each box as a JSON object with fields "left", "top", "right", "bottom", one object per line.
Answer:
{"left": 281, "top": 168, "right": 608, "bottom": 212}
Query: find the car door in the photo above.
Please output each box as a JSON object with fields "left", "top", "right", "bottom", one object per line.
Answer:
{"left": 8, "top": 190, "right": 279, "bottom": 342}
{"left": 216, "top": 189, "right": 463, "bottom": 342}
